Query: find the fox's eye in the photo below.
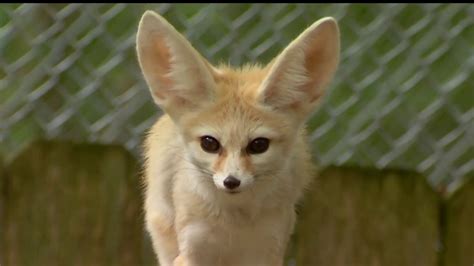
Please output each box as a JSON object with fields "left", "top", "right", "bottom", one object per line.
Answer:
{"left": 200, "top": 136, "right": 220, "bottom": 153}
{"left": 247, "top": 138, "right": 270, "bottom": 154}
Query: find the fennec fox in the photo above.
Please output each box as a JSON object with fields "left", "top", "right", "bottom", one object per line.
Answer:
{"left": 137, "top": 10, "right": 339, "bottom": 266}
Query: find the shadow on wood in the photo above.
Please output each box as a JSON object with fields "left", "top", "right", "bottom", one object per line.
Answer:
{"left": 294, "top": 166, "right": 440, "bottom": 266}
{"left": 443, "top": 176, "right": 474, "bottom": 266}
{"left": 1, "top": 140, "right": 155, "bottom": 266}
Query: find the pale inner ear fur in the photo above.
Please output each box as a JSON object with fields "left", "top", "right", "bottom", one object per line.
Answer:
{"left": 136, "top": 11, "right": 216, "bottom": 118}
{"left": 138, "top": 29, "right": 174, "bottom": 101}
{"left": 258, "top": 17, "right": 340, "bottom": 114}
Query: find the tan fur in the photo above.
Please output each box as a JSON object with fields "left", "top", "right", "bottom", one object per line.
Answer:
{"left": 137, "top": 10, "right": 340, "bottom": 266}
{"left": 212, "top": 149, "right": 228, "bottom": 173}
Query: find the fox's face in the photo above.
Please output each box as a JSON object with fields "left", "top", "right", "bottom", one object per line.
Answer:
{"left": 136, "top": 11, "right": 339, "bottom": 194}
{"left": 178, "top": 81, "right": 296, "bottom": 193}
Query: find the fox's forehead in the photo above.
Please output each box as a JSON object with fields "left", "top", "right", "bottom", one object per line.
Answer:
{"left": 213, "top": 63, "right": 271, "bottom": 99}
{"left": 181, "top": 98, "right": 286, "bottom": 147}
{"left": 186, "top": 99, "right": 281, "bottom": 139}
{"left": 179, "top": 64, "right": 291, "bottom": 146}
{"left": 191, "top": 123, "right": 280, "bottom": 143}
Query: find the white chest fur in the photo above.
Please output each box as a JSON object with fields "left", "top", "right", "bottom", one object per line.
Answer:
{"left": 177, "top": 204, "right": 295, "bottom": 266}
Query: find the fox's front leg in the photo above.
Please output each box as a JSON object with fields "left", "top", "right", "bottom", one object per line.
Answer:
{"left": 173, "top": 255, "right": 189, "bottom": 266}
{"left": 174, "top": 221, "right": 217, "bottom": 266}
{"left": 146, "top": 212, "right": 180, "bottom": 266}
{"left": 256, "top": 242, "right": 288, "bottom": 266}
{"left": 260, "top": 209, "right": 296, "bottom": 266}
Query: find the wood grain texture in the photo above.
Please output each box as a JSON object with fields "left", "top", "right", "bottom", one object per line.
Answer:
{"left": 1, "top": 141, "right": 155, "bottom": 266}
{"left": 294, "top": 166, "right": 440, "bottom": 266}
{"left": 0, "top": 154, "right": 5, "bottom": 263}
{"left": 3, "top": 141, "right": 473, "bottom": 266}
{"left": 443, "top": 177, "right": 474, "bottom": 266}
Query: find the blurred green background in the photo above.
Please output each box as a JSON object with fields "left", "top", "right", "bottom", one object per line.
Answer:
{"left": 0, "top": 4, "right": 473, "bottom": 194}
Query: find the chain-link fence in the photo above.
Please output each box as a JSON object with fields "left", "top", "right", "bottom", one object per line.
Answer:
{"left": 1, "top": 4, "right": 473, "bottom": 194}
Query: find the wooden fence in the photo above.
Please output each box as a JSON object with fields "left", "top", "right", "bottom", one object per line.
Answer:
{"left": 0, "top": 141, "right": 472, "bottom": 266}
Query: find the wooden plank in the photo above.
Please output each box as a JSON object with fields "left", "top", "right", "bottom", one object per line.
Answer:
{"left": 0, "top": 154, "right": 5, "bottom": 265}
{"left": 443, "top": 177, "right": 474, "bottom": 266}
{"left": 294, "top": 166, "right": 440, "bottom": 266}
{"left": 1, "top": 141, "right": 155, "bottom": 266}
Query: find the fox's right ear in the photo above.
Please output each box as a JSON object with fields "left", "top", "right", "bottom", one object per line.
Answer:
{"left": 136, "top": 11, "right": 217, "bottom": 120}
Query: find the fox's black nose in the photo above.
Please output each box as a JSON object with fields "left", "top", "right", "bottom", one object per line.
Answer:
{"left": 223, "top": 175, "right": 241, "bottom": 189}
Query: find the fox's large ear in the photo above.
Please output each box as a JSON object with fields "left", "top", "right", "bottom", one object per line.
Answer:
{"left": 257, "top": 17, "right": 340, "bottom": 118}
{"left": 136, "top": 11, "right": 217, "bottom": 120}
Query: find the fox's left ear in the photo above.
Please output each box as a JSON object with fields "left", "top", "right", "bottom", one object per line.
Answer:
{"left": 257, "top": 17, "right": 340, "bottom": 118}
